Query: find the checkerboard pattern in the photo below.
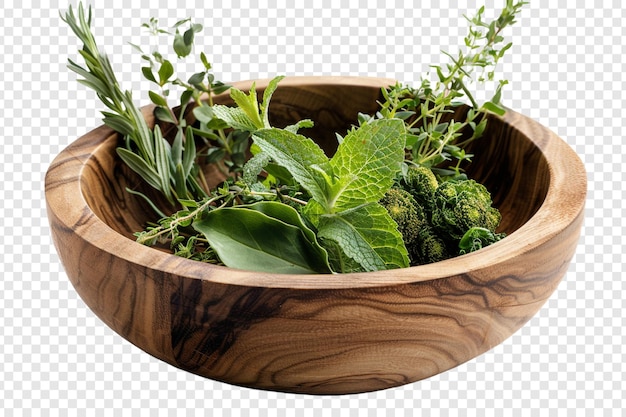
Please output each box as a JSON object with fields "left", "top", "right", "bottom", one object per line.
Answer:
{"left": 1, "top": 0, "right": 623, "bottom": 415}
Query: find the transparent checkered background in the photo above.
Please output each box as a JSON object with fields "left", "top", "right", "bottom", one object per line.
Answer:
{"left": 1, "top": 0, "right": 623, "bottom": 415}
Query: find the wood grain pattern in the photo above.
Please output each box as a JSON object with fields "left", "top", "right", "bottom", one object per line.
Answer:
{"left": 45, "top": 76, "right": 586, "bottom": 394}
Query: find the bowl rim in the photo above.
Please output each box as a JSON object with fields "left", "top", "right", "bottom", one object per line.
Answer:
{"left": 45, "top": 76, "right": 587, "bottom": 290}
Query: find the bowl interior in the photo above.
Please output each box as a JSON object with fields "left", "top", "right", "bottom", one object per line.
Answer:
{"left": 79, "top": 80, "right": 550, "bottom": 244}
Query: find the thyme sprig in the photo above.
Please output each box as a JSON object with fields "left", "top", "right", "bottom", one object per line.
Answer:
{"left": 371, "top": 0, "right": 527, "bottom": 177}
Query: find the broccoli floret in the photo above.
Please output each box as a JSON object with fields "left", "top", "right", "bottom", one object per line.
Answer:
{"left": 380, "top": 188, "right": 427, "bottom": 245}
{"left": 458, "top": 227, "right": 506, "bottom": 255}
{"left": 409, "top": 226, "right": 450, "bottom": 265}
{"left": 430, "top": 179, "right": 502, "bottom": 242}
{"left": 401, "top": 164, "right": 439, "bottom": 208}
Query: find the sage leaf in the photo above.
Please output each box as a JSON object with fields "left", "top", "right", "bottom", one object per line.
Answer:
{"left": 193, "top": 202, "right": 331, "bottom": 274}
{"left": 317, "top": 203, "right": 410, "bottom": 272}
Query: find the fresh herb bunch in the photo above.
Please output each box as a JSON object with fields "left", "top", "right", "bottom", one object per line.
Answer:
{"left": 62, "top": 1, "right": 524, "bottom": 274}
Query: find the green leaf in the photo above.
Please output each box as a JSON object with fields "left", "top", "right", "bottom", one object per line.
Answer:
{"left": 158, "top": 60, "right": 174, "bottom": 86}
{"left": 171, "top": 128, "right": 183, "bottom": 166}
{"left": 183, "top": 27, "right": 195, "bottom": 46}
{"left": 153, "top": 125, "right": 174, "bottom": 203}
{"left": 188, "top": 71, "right": 205, "bottom": 87}
{"left": 180, "top": 89, "right": 194, "bottom": 108}
{"left": 116, "top": 147, "right": 162, "bottom": 190}
{"left": 173, "top": 18, "right": 190, "bottom": 28}
{"left": 193, "top": 203, "right": 331, "bottom": 274}
{"left": 154, "top": 106, "right": 177, "bottom": 124}
{"left": 317, "top": 203, "right": 409, "bottom": 272}
{"left": 211, "top": 81, "right": 231, "bottom": 95}
{"left": 173, "top": 162, "right": 187, "bottom": 199}
{"left": 242, "top": 152, "right": 271, "bottom": 185}
{"left": 301, "top": 199, "right": 326, "bottom": 228}
{"left": 473, "top": 117, "right": 488, "bottom": 139}
{"left": 261, "top": 76, "right": 285, "bottom": 128}
{"left": 230, "top": 87, "right": 260, "bottom": 120}
{"left": 491, "top": 79, "right": 509, "bottom": 105}
{"left": 327, "top": 119, "right": 405, "bottom": 211}
{"left": 284, "top": 119, "right": 314, "bottom": 134}
{"left": 252, "top": 128, "right": 330, "bottom": 204}
{"left": 101, "top": 111, "right": 135, "bottom": 137}
{"left": 192, "top": 105, "right": 214, "bottom": 124}
{"left": 67, "top": 59, "right": 111, "bottom": 96}
{"left": 264, "top": 163, "right": 296, "bottom": 186}
{"left": 173, "top": 30, "right": 192, "bottom": 58}
{"left": 211, "top": 105, "right": 260, "bottom": 132}
{"left": 182, "top": 126, "right": 196, "bottom": 177}
{"left": 481, "top": 101, "right": 506, "bottom": 116}
{"left": 229, "top": 84, "right": 264, "bottom": 129}
{"left": 148, "top": 90, "right": 169, "bottom": 107}
{"left": 124, "top": 187, "right": 167, "bottom": 219}
{"left": 244, "top": 202, "right": 324, "bottom": 252}
{"left": 200, "top": 51, "right": 211, "bottom": 70}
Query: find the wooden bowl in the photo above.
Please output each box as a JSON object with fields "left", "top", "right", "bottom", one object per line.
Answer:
{"left": 45, "top": 77, "right": 586, "bottom": 395}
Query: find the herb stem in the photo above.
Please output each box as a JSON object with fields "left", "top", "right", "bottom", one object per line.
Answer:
{"left": 136, "top": 194, "right": 224, "bottom": 245}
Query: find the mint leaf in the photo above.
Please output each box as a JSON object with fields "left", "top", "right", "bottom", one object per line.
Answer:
{"left": 211, "top": 105, "right": 260, "bottom": 132}
{"left": 252, "top": 128, "right": 330, "bottom": 204}
{"left": 284, "top": 119, "right": 314, "bottom": 134}
{"left": 193, "top": 202, "right": 331, "bottom": 274}
{"left": 327, "top": 119, "right": 405, "bottom": 211}
{"left": 242, "top": 152, "right": 271, "bottom": 185}
{"left": 229, "top": 83, "right": 264, "bottom": 129}
{"left": 261, "top": 76, "right": 285, "bottom": 128}
{"left": 212, "top": 76, "right": 285, "bottom": 132}
{"left": 317, "top": 203, "right": 410, "bottom": 272}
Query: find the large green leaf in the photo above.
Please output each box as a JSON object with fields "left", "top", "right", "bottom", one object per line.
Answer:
{"left": 193, "top": 202, "right": 331, "bottom": 274}
{"left": 328, "top": 119, "right": 405, "bottom": 211}
{"left": 317, "top": 203, "right": 410, "bottom": 272}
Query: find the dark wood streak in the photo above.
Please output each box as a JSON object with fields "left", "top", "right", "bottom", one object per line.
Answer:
{"left": 45, "top": 77, "right": 586, "bottom": 395}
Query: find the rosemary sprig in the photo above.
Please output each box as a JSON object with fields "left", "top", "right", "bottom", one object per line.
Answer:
{"left": 61, "top": 4, "right": 200, "bottom": 206}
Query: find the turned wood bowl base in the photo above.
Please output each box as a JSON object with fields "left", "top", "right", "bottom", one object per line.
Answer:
{"left": 45, "top": 77, "right": 586, "bottom": 395}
